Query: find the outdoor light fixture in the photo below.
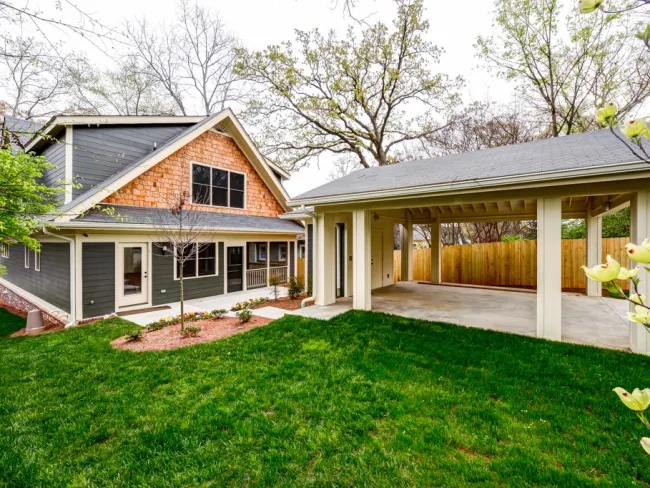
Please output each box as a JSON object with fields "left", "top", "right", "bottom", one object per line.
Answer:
{"left": 605, "top": 202, "right": 611, "bottom": 211}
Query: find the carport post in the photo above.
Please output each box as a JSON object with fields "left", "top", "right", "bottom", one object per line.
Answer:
{"left": 400, "top": 214, "right": 413, "bottom": 281}
{"left": 536, "top": 197, "right": 562, "bottom": 340}
{"left": 586, "top": 207, "right": 602, "bottom": 297}
{"left": 629, "top": 191, "right": 650, "bottom": 354}
{"left": 430, "top": 217, "right": 441, "bottom": 284}
{"left": 352, "top": 209, "right": 372, "bottom": 310}
{"left": 315, "top": 212, "right": 336, "bottom": 306}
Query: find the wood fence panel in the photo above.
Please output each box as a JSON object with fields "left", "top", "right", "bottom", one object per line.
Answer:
{"left": 393, "top": 238, "right": 630, "bottom": 290}
{"left": 297, "top": 258, "right": 305, "bottom": 283}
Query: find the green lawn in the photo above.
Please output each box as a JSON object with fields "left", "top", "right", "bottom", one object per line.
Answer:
{"left": 0, "top": 307, "right": 25, "bottom": 337}
{"left": 1, "top": 310, "right": 649, "bottom": 487}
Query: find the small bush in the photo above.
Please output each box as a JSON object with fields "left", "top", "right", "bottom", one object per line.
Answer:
{"left": 146, "top": 322, "right": 166, "bottom": 331}
{"left": 211, "top": 308, "right": 228, "bottom": 318}
{"left": 269, "top": 274, "right": 282, "bottom": 300}
{"left": 231, "top": 297, "right": 269, "bottom": 311}
{"left": 287, "top": 277, "right": 304, "bottom": 300}
{"left": 125, "top": 329, "right": 143, "bottom": 341}
{"left": 237, "top": 308, "right": 253, "bottom": 323}
{"left": 179, "top": 325, "right": 201, "bottom": 337}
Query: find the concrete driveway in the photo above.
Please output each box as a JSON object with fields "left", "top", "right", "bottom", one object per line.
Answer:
{"left": 292, "top": 282, "right": 631, "bottom": 351}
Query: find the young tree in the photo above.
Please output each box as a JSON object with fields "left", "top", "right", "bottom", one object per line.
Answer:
{"left": 235, "top": 0, "right": 463, "bottom": 171}
{"left": 476, "top": 0, "right": 650, "bottom": 137}
{"left": 125, "top": 0, "right": 242, "bottom": 116}
{"left": 0, "top": 148, "right": 63, "bottom": 275}
{"left": 151, "top": 191, "right": 214, "bottom": 332}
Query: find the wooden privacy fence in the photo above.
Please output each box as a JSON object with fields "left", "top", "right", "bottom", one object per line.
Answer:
{"left": 297, "top": 258, "right": 306, "bottom": 283}
{"left": 393, "top": 237, "right": 631, "bottom": 291}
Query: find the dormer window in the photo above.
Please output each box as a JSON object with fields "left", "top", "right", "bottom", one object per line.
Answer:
{"left": 191, "top": 162, "right": 245, "bottom": 209}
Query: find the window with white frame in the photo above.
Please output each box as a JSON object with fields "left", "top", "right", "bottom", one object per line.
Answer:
{"left": 35, "top": 250, "right": 41, "bottom": 271}
{"left": 0, "top": 243, "right": 8, "bottom": 258}
{"left": 191, "top": 163, "right": 245, "bottom": 209}
{"left": 258, "top": 243, "right": 267, "bottom": 261}
{"left": 175, "top": 243, "right": 217, "bottom": 279}
{"left": 24, "top": 247, "right": 29, "bottom": 268}
{"left": 279, "top": 243, "right": 287, "bottom": 262}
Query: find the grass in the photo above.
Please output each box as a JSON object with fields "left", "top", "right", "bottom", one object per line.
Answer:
{"left": 1, "top": 310, "right": 650, "bottom": 487}
{"left": 0, "top": 307, "right": 25, "bottom": 337}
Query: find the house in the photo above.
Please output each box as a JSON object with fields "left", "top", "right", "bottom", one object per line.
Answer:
{"left": 285, "top": 129, "right": 650, "bottom": 354}
{"left": 0, "top": 110, "right": 304, "bottom": 324}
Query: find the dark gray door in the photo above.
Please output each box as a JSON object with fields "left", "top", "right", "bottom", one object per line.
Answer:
{"left": 227, "top": 246, "right": 243, "bottom": 292}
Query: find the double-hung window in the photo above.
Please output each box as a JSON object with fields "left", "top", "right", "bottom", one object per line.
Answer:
{"left": 24, "top": 247, "right": 29, "bottom": 268}
{"left": 191, "top": 163, "right": 245, "bottom": 209}
{"left": 175, "top": 243, "right": 217, "bottom": 279}
{"left": 0, "top": 244, "right": 8, "bottom": 258}
{"left": 35, "top": 251, "right": 41, "bottom": 271}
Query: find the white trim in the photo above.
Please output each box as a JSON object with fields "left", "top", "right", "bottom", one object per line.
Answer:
{"left": 25, "top": 116, "right": 205, "bottom": 151}
{"left": 24, "top": 246, "right": 29, "bottom": 268}
{"left": 53, "top": 221, "right": 300, "bottom": 235}
{"left": 288, "top": 161, "right": 650, "bottom": 207}
{"left": 35, "top": 250, "right": 41, "bottom": 272}
{"left": 58, "top": 109, "right": 290, "bottom": 221}
{"left": 0, "top": 243, "right": 8, "bottom": 258}
{"left": 189, "top": 161, "right": 246, "bottom": 210}
{"left": 116, "top": 242, "right": 150, "bottom": 309}
{"left": 64, "top": 126, "right": 73, "bottom": 204}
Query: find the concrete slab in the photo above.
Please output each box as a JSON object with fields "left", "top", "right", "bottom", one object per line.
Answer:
{"left": 291, "top": 282, "right": 631, "bottom": 351}
{"left": 125, "top": 286, "right": 287, "bottom": 326}
{"left": 253, "top": 306, "right": 288, "bottom": 320}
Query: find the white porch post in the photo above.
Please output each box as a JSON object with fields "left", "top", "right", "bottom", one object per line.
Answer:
{"left": 586, "top": 207, "right": 602, "bottom": 297}
{"left": 430, "top": 217, "right": 441, "bottom": 284}
{"left": 315, "top": 212, "right": 336, "bottom": 306}
{"left": 352, "top": 209, "right": 372, "bottom": 310}
{"left": 400, "top": 214, "right": 413, "bottom": 281}
{"left": 536, "top": 197, "right": 562, "bottom": 340}
{"left": 629, "top": 191, "right": 650, "bottom": 354}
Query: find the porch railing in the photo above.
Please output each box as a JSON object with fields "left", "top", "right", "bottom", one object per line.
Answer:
{"left": 269, "top": 266, "right": 288, "bottom": 284}
{"left": 246, "top": 268, "right": 267, "bottom": 289}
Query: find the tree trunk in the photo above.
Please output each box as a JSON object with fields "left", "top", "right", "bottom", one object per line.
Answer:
{"left": 180, "top": 275, "right": 185, "bottom": 331}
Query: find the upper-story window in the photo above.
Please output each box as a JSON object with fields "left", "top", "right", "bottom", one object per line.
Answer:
{"left": 191, "top": 163, "right": 245, "bottom": 209}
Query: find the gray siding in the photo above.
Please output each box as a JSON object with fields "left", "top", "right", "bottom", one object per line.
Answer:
{"left": 72, "top": 124, "right": 192, "bottom": 198}
{"left": 40, "top": 132, "right": 66, "bottom": 202}
{"left": 152, "top": 242, "right": 225, "bottom": 306}
{"left": 82, "top": 243, "right": 115, "bottom": 318}
{"left": 2, "top": 243, "right": 70, "bottom": 312}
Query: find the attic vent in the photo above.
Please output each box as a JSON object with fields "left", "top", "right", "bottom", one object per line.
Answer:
{"left": 213, "top": 122, "right": 228, "bottom": 134}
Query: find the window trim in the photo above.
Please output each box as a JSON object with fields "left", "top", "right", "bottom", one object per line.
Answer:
{"left": 24, "top": 247, "right": 29, "bottom": 268}
{"left": 278, "top": 243, "right": 287, "bottom": 262}
{"left": 0, "top": 244, "right": 8, "bottom": 259}
{"left": 190, "top": 162, "right": 246, "bottom": 210}
{"left": 35, "top": 250, "right": 41, "bottom": 272}
{"left": 173, "top": 242, "right": 219, "bottom": 281}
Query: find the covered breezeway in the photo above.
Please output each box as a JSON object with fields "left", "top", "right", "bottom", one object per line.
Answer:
{"left": 292, "top": 282, "right": 630, "bottom": 350}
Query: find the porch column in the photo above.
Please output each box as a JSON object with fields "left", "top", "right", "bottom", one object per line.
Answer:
{"left": 352, "top": 209, "right": 372, "bottom": 310}
{"left": 315, "top": 212, "right": 336, "bottom": 306}
{"left": 586, "top": 207, "right": 602, "bottom": 297}
{"left": 536, "top": 197, "right": 562, "bottom": 340}
{"left": 400, "top": 214, "right": 413, "bottom": 281}
{"left": 629, "top": 191, "right": 650, "bottom": 354}
{"left": 430, "top": 217, "right": 441, "bottom": 284}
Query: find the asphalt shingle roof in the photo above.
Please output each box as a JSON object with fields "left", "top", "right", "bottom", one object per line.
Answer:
{"left": 73, "top": 205, "right": 303, "bottom": 233}
{"left": 292, "top": 129, "right": 645, "bottom": 202}
{"left": 2, "top": 116, "right": 43, "bottom": 150}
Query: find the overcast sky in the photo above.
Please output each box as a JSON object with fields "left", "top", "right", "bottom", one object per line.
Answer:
{"left": 17, "top": 0, "right": 516, "bottom": 196}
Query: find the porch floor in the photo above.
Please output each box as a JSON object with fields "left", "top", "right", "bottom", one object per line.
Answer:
{"left": 290, "top": 282, "right": 631, "bottom": 351}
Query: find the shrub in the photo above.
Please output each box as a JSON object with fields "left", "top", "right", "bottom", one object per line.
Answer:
{"left": 125, "top": 328, "right": 143, "bottom": 341}
{"left": 269, "top": 274, "right": 282, "bottom": 300}
{"left": 287, "top": 277, "right": 304, "bottom": 299}
{"left": 179, "top": 325, "right": 201, "bottom": 337}
{"left": 237, "top": 308, "right": 253, "bottom": 323}
{"left": 231, "top": 297, "right": 269, "bottom": 311}
{"left": 212, "top": 308, "right": 228, "bottom": 318}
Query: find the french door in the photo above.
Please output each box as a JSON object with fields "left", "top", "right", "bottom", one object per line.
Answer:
{"left": 117, "top": 243, "right": 149, "bottom": 308}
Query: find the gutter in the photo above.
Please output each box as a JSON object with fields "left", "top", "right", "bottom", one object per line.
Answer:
{"left": 287, "top": 161, "right": 650, "bottom": 208}
{"left": 42, "top": 227, "right": 76, "bottom": 327}
{"left": 52, "top": 222, "right": 303, "bottom": 234}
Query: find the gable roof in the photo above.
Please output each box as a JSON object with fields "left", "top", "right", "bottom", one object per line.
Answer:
{"left": 289, "top": 129, "right": 650, "bottom": 206}
{"left": 1, "top": 116, "right": 43, "bottom": 150}
{"left": 56, "top": 109, "right": 291, "bottom": 221}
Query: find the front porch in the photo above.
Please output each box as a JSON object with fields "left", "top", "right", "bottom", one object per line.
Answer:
{"left": 292, "top": 282, "right": 630, "bottom": 350}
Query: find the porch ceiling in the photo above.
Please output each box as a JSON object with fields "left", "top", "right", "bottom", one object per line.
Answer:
{"left": 376, "top": 193, "right": 630, "bottom": 224}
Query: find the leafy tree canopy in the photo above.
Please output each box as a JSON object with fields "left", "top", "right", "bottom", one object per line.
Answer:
{"left": 561, "top": 208, "right": 631, "bottom": 239}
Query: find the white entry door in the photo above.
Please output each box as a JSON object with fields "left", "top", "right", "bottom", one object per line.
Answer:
{"left": 117, "top": 243, "right": 149, "bottom": 308}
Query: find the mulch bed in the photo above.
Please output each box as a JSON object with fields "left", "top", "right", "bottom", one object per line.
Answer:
{"left": 112, "top": 316, "right": 271, "bottom": 352}
{"left": 252, "top": 296, "right": 312, "bottom": 311}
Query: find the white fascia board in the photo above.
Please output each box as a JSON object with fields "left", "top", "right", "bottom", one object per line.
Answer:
{"left": 287, "top": 161, "right": 650, "bottom": 208}
{"left": 25, "top": 115, "right": 205, "bottom": 151}
{"left": 53, "top": 221, "right": 301, "bottom": 234}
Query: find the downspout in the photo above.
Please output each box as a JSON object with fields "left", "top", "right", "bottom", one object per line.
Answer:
{"left": 42, "top": 227, "right": 76, "bottom": 327}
